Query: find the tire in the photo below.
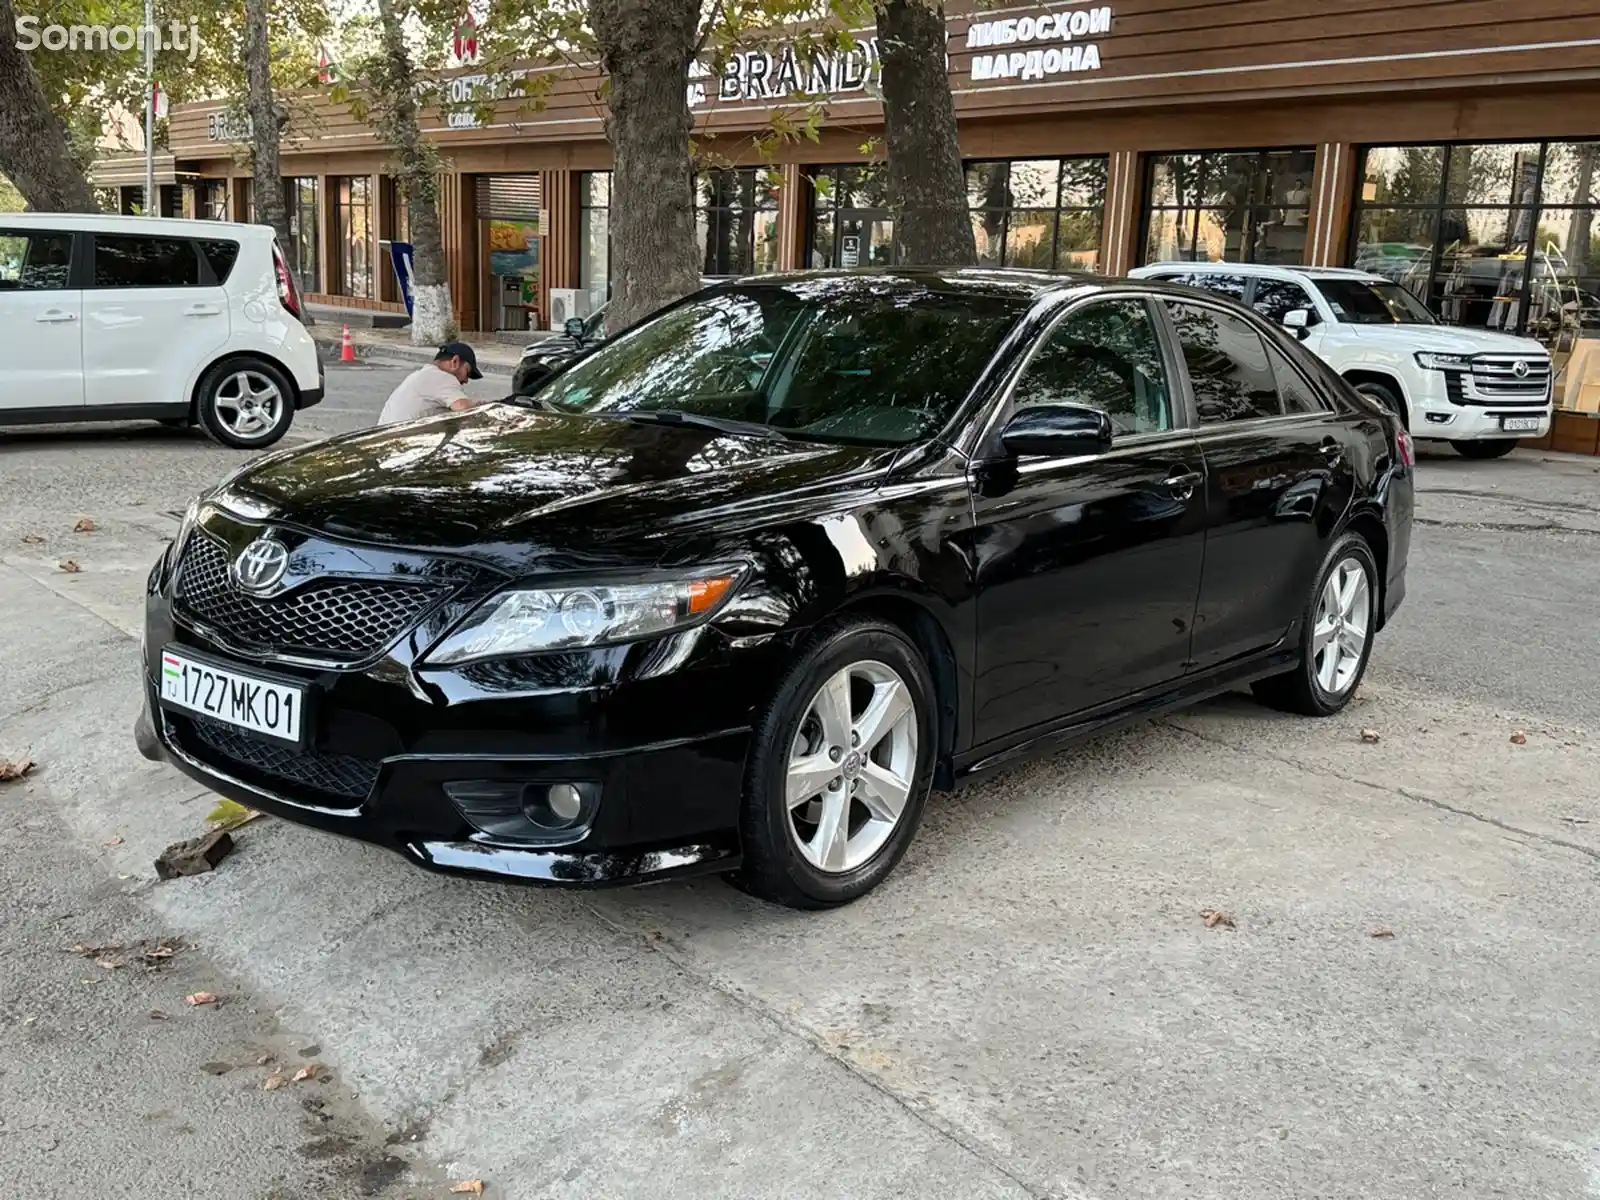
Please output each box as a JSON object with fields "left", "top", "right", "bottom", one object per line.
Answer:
{"left": 157, "top": 417, "right": 192, "bottom": 429}
{"left": 733, "top": 617, "right": 938, "bottom": 909}
{"left": 196, "top": 357, "right": 296, "bottom": 450}
{"left": 1252, "top": 532, "right": 1379, "bottom": 718}
{"left": 1354, "top": 381, "right": 1408, "bottom": 429}
{"left": 1453, "top": 439, "right": 1518, "bottom": 460}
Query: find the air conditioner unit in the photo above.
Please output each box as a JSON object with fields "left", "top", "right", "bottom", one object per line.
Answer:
{"left": 548, "top": 288, "right": 593, "bottom": 327}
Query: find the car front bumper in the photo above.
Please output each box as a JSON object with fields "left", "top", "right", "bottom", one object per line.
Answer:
{"left": 1409, "top": 369, "right": 1551, "bottom": 441}
{"left": 137, "top": 550, "right": 786, "bottom": 888}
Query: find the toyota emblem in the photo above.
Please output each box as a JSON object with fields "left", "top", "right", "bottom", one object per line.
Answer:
{"left": 1513, "top": 360, "right": 1530, "bottom": 378}
{"left": 230, "top": 536, "right": 290, "bottom": 596}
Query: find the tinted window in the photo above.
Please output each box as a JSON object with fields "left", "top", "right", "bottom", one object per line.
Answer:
{"left": 1165, "top": 301, "right": 1281, "bottom": 423}
{"left": 198, "top": 239, "right": 240, "bottom": 283}
{"left": 1316, "top": 278, "right": 1437, "bottom": 325}
{"left": 1265, "top": 343, "right": 1325, "bottom": 415}
{"left": 1185, "top": 273, "right": 1248, "bottom": 301}
{"left": 93, "top": 235, "right": 200, "bottom": 287}
{"left": 1012, "top": 299, "right": 1173, "bottom": 435}
{"left": 0, "top": 231, "right": 72, "bottom": 291}
{"left": 1251, "top": 279, "right": 1317, "bottom": 324}
{"left": 541, "top": 284, "right": 1025, "bottom": 446}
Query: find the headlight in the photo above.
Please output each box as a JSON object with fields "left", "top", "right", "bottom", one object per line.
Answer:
{"left": 174, "top": 497, "right": 202, "bottom": 552}
{"left": 424, "top": 570, "right": 744, "bottom": 664}
{"left": 1415, "top": 352, "right": 1471, "bottom": 371}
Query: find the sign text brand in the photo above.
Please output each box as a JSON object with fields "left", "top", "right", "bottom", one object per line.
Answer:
{"left": 966, "top": 5, "right": 1110, "bottom": 82}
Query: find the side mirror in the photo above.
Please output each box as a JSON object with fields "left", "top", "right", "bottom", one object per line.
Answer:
{"left": 1283, "top": 308, "right": 1313, "bottom": 339}
{"left": 564, "top": 316, "right": 587, "bottom": 340}
{"left": 999, "top": 404, "right": 1114, "bottom": 459}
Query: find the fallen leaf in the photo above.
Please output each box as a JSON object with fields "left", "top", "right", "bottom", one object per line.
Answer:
{"left": 205, "top": 797, "right": 264, "bottom": 831}
{"left": 58, "top": 560, "right": 81, "bottom": 574}
{"left": 1199, "top": 909, "right": 1236, "bottom": 929}
{"left": 262, "top": 1071, "right": 286, "bottom": 1091}
{"left": 103, "top": 835, "right": 124, "bottom": 847}
{"left": 1510, "top": 731, "right": 1528, "bottom": 746}
{"left": 73, "top": 518, "right": 97, "bottom": 533}
{"left": 143, "top": 943, "right": 176, "bottom": 961}
{"left": 21, "top": 533, "right": 44, "bottom": 545}
{"left": 450, "top": 1182, "right": 485, "bottom": 1196}
{"left": 184, "top": 991, "right": 219, "bottom": 1007}
{"left": 68, "top": 942, "right": 121, "bottom": 957}
{"left": 1359, "top": 729, "right": 1382, "bottom": 744}
{"left": 1370, "top": 927, "right": 1396, "bottom": 939}
{"left": 257, "top": 1054, "right": 275, "bottom": 1066}
{"left": 0, "top": 757, "right": 35, "bottom": 783}
{"left": 149, "top": 1009, "right": 171, "bottom": 1021}
{"left": 94, "top": 956, "right": 120, "bottom": 971}
{"left": 292, "top": 1063, "right": 323, "bottom": 1083}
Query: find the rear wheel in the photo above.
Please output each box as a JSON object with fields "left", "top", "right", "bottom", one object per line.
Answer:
{"left": 196, "top": 357, "right": 295, "bottom": 450}
{"left": 734, "top": 618, "right": 936, "bottom": 909}
{"left": 1453, "top": 439, "right": 1518, "bottom": 460}
{"left": 1252, "top": 532, "right": 1378, "bottom": 718}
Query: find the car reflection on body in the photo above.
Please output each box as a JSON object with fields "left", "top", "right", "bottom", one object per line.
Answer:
{"left": 137, "top": 269, "right": 1413, "bottom": 909}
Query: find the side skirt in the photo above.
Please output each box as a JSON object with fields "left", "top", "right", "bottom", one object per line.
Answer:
{"left": 0, "top": 403, "right": 190, "bottom": 427}
{"left": 950, "top": 645, "right": 1300, "bottom": 784}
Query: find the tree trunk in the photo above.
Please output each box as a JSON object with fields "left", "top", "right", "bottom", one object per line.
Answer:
{"left": 877, "top": 0, "right": 974, "bottom": 267}
{"left": 591, "top": 0, "right": 700, "bottom": 332}
{"left": 375, "top": 0, "right": 455, "bottom": 343}
{"left": 242, "top": 0, "right": 290, "bottom": 249}
{"left": 0, "top": 0, "right": 99, "bottom": 212}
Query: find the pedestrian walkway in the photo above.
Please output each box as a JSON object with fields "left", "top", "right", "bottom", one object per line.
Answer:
{"left": 307, "top": 321, "right": 528, "bottom": 371}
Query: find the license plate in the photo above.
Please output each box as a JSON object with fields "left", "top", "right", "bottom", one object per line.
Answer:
{"left": 160, "top": 648, "right": 305, "bottom": 745}
{"left": 1501, "top": 416, "right": 1542, "bottom": 432}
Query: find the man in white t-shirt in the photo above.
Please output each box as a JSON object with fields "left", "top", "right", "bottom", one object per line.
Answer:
{"left": 378, "top": 342, "right": 486, "bottom": 425}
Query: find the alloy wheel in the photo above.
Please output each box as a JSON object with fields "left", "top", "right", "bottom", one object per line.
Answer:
{"left": 785, "top": 660, "right": 919, "bottom": 875}
{"left": 213, "top": 370, "right": 284, "bottom": 440}
{"left": 1312, "top": 557, "right": 1372, "bottom": 696}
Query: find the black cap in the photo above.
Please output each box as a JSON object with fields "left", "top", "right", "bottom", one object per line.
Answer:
{"left": 436, "top": 341, "right": 482, "bottom": 379}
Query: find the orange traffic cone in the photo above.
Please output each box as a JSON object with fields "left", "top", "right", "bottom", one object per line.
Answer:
{"left": 340, "top": 324, "right": 356, "bottom": 363}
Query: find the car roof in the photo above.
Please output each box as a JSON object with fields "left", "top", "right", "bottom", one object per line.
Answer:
{"left": 0, "top": 212, "right": 272, "bottom": 240}
{"left": 1134, "top": 260, "right": 1388, "bottom": 286}
{"left": 720, "top": 266, "right": 1100, "bottom": 302}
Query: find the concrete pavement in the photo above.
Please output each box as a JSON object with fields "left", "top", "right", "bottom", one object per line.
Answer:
{"left": 1, "top": 369, "right": 1597, "bottom": 1198}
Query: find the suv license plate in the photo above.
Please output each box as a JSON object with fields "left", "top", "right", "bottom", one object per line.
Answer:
{"left": 160, "top": 648, "right": 305, "bottom": 744}
{"left": 1501, "top": 416, "right": 1542, "bottom": 432}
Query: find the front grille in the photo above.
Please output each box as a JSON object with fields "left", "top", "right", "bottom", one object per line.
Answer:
{"left": 1467, "top": 355, "right": 1551, "bottom": 404}
{"left": 175, "top": 534, "right": 448, "bottom": 663}
{"left": 181, "top": 714, "right": 379, "bottom": 806}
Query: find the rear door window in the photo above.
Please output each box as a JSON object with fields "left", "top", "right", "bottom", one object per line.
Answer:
{"left": 1165, "top": 301, "right": 1282, "bottom": 423}
{"left": 198, "top": 239, "right": 241, "bottom": 284}
{"left": 1264, "top": 342, "right": 1327, "bottom": 415}
{"left": 92, "top": 235, "right": 202, "bottom": 288}
{"left": 1250, "top": 279, "right": 1318, "bottom": 324}
{"left": 1181, "top": 273, "right": 1249, "bottom": 302}
{"left": 0, "top": 231, "right": 73, "bottom": 291}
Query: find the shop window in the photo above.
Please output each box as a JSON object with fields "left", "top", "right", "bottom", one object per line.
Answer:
{"left": 378, "top": 177, "right": 410, "bottom": 305}
{"left": 333, "top": 176, "right": 373, "bottom": 299}
{"left": 285, "top": 177, "right": 319, "bottom": 295}
{"left": 1351, "top": 141, "right": 1600, "bottom": 362}
{"left": 695, "top": 168, "right": 780, "bottom": 277}
{"left": 200, "top": 181, "right": 228, "bottom": 220}
{"left": 1143, "top": 148, "right": 1316, "bottom": 266}
{"left": 806, "top": 157, "right": 1107, "bottom": 272}
{"left": 579, "top": 171, "right": 610, "bottom": 308}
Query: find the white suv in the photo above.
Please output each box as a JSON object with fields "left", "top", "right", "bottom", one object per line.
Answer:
{"left": 1129, "top": 262, "right": 1553, "bottom": 459}
{"left": 0, "top": 213, "right": 323, "bottom": 449}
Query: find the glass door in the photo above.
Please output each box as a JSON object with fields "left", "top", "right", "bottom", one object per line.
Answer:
{"left": 835, "top": 210, "right": 894, "bottom": 268}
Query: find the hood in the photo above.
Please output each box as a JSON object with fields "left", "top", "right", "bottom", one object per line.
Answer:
{"left": 519, "top": 336, "right": 584, "bottom": 365}
{"left": 222, "top": 404, "right": 890, "bottom": 565}
{"left": 1342, "top": 323, "right": 1548, "bottom": 357}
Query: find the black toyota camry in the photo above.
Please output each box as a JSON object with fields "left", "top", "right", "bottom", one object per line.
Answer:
{"left": 137, "top": 270, "right": 1413, "bottom": 909}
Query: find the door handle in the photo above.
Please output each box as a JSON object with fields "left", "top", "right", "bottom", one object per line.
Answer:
{"left": 1163, "top": 467, "right": 1204, "bottom": 500}
{"left": 36, "top": 309, "right": 77, "bottom": 323}
{"left": 1319, "top": 438, "right": 1345, "bottom": 466}
{"left": 184, "top": 304, "right": 222, "bottom": 316}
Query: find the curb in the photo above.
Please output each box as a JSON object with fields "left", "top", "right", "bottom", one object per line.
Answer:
{"left": 310, "top": 333, "right": 522, "bottom": 372}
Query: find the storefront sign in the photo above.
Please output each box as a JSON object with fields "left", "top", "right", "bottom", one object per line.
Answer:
{"left": 688, "top": 40, "right": 880, "bottom": 109}
{"left": 840, "top": 234, "right": 861, "bottom": 267}
{"left": 966, "top": 5, "right": 1111, "bottom": 82}
{"left": 389, "top": 241, "right": 415, "bottom": 316}
{"left": 443, "top": 70, "right": 530, "bottom": 128}
{"left": 206, "top": 108, "right": 253, "bottom": 142}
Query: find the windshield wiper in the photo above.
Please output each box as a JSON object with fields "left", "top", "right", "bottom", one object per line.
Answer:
{"left": 620, "top": 410, "right": 789, "bottom": 440}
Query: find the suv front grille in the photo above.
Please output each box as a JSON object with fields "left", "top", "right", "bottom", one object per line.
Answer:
{"left": 1446, "top": 354, "right": 1553, "bottom": 407}
{"left": 175, "top": 534, "right": 449, "bottom": 663}
{"left": 177, "top": 713, "right": 379, "bottom": 807}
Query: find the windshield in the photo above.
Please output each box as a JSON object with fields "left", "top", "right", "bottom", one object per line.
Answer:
{"left": 1317, "top": 278, "right": 1437, "bottom": 325}
{"left": 539, "top": 281, "right": 1026, "bottom": 446}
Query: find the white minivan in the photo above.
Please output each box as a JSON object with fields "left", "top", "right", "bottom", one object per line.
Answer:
{"left": 1129, "top": 261, "right": 1553, "bottom": 459}
{"left": 0, "top": 213, "right": 323, "bottom": 448}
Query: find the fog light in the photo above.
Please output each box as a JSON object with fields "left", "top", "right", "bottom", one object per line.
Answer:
{"left": 1425, "top": 412, "right": 1454, "bottom": 424}
{"left": 547, "top": 783, "right": 583, "bottom": 822}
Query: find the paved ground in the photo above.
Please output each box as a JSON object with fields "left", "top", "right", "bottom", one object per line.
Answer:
{"left": 2, "top": 366, "right": 1598, "bottom": 1199}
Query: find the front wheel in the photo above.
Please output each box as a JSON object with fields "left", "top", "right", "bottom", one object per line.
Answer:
{"left": 1453, "top": 439, "right": 1518, "bottom": 460}
{"left": 1252, "top": 533, "right": 1379, "bottom": 717}
{"left": 196, "top": 358, "right": 295, "bottom": 449}
{"left": 734, "top": 618, "right": 937, "bottom": 909}
{"left": 1354, "top": 381, "right": 1408, "bottom": 429}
